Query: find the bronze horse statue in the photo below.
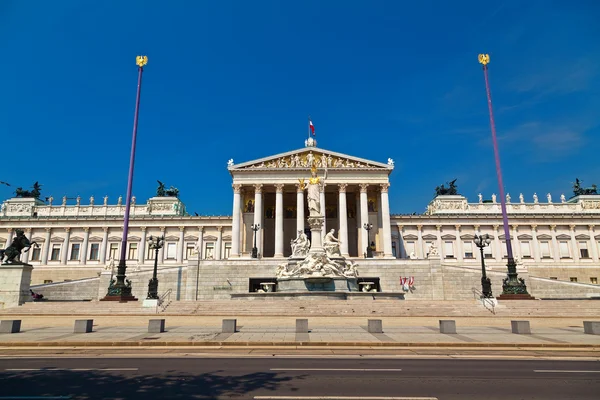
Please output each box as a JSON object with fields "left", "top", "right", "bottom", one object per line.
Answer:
{"left": 0, "top": 229, "right": 38, "bottom": 264}
{"left": 573, "top": 178, "right": 598, "bottom": 196}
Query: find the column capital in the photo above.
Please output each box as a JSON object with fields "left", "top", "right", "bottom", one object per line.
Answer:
{"left": 530, "top": 224, "right": 537, "bottom": 231}
{"left": 25, "top": 227, "right": 32, "bottom": 233}
{"left": 65, "top": 227, "right": 71, "bottom": 233}
{"left": 198, "top": 226, "right": 204, "bottom": 233}
{"left": 45, "top": 227, "right": 52, "bottom": 233}
{"left": 511, "top": 224, "right": 519, "bottom": 231}
{"left": 217, "top": 226, "right": 223, "bottom": 232}
{"left": 589, "top": 224, "right": 596, "bottom": 231}
{"left": 476, "top": 225, "right": 482, "bottom": 231}
{"left": 232, "top": 184, "right": 242, "bottom": 194}
{"left": 254, "top": 184, "right": 263, "bottom": 194}
{"left": 338, "top": 183, "right": 348, "bottom": 193}
{"left": 569, "top": 224, "right": 576, "bottom": 231}
{"left": 454, "top": 224, "right": 461, "bottom": 230}
{"left": 550, "top": 224, "right": 556, "bottom": 231}
{"left": 160, "top": 226, "right": 166, "bottom": 232}
{"left": 359, "top": 183, "right": 369, "bottom": 193}
{"left": 435, "top": 224, "right": 442, "bottom": 231}
{"left": 179, "top": 226, "right": 185, "bottom": 232}
{"left": 275, "top": 184, "right": 284, "bottom": 193}
{"left": 379, "top": 183, "right": 390, "bottom": 193}
{"left": 140, "top": 226, "right": 147, "bottom": 232}
{"left": 6, "top": 228, "right": 12, "bottom": 233}
{"left": 397, "top": 225, "right": 404, "bottom": 231}
{"left": 417, "top": 225, "right": 423, "bottom": 231}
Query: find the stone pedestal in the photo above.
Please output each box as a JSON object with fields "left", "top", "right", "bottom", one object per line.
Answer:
{"left": 0, "top": 262, "right": 33, "bottom": 309}
{"left": 368, "top": 319, "right": 383, "bottom": 333}
{"left": 307, "top": 216, "right": 324, "bottom": 253}
{"left": 148, "top": 319, "right": 166, "bottom": 333}
{"left": 0, "top": 320, "right": 21, "bottom": 333}
{"left": 439, "top": 320, "right": 457, "bottom": 334}
{"left": 74, "top": 319, "right": 93, "bottom": 333}
{"left": 277, "top": 277, "right": 358, "bottom": 292}
{"left": 511, "top": 320, "right": 531, "bottom": 334}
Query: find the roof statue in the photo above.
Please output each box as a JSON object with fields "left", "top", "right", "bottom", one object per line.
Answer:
{"left": 573, "top": 178, "right": 598, "bottom": 197}
{"left": 156, "top": 180, "right": 180, "bottom": 198}
{"left": 435, "top": 179, "right": 458, "bottom": 196}
{"left": 15, "top": 182, "right": 42, "bottom": 200}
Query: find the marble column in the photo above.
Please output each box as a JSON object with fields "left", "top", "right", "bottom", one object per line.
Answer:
{"left": 530, "top": 225, "right": 540, "bottom": 262}
{"left": 511, "top": 225, "right": 521, "bottom": 259}
{"left": 158, "top": 227, "right": 165, "bottom": 263}
{"left": 177, "top": 226, "right": 185, "bottom": 264}
{"left": 216, "top": 226, "right": 223, "bottom": 260}
{"left": 81, "top": 227, "right": 90, "bottom": 265}
{"left": 380, "top": 183, "right": 393, "bottom": 257}
{"left": 230, "top": 184, "right": 242, "bottom": 257}
{"left": 22, "top": 228, "right": 32, "bottom": 264}
{"left": 455, "top": 224, "right": 463, "bottom": 261}
{"left": 274, "top": 184, "right": 284, "bottom": 257}
{"left": 41, "top": 228, "right": 51, "bottom": 265}
{"left": 492, "top": 225, "right": 502, "bottom": 261}
{"left": 138, "top": 227, "right": 147, "bottom": 264}
{"left": 398, "top": 225, "right": 407, "bottom": 259}
{"left": 435, "top": 225, "right": 442, "bottom": 256}
{"left": 338, "top": 183, "right": 349, "bottom": 256}
{"left": 296, "top": 184, "right": 304, "bottom": 234}
{"left": 359, "top": 183, "right": 369, "bottom": 256}
{"left": 197, "top": 226, "right": 204, "bottom": 259}
{"left": 60, "top": 228, "right": 71, "bottom": 265}
{"left": 569, "top": 224, "right": 579, "bottom": 262}
{"left": 99, "top": 227, "right": 109, "bottom": 264}
{"left": 550, "top": 225, "right": 560, "bottom": 261}
{"left": 320, "top": 183, "right": 327, "bottom": 235}
{"left": 253, "top": 184, "right": 263, "bottom": 256}
{"left": 5, "top": 228, "right": 13, "bottom": 248}
{"left": 589, "top": 225, "right": 599, "bottom": 262}
{"left": 417, "top": 225, "right": 423, "bottom": 259}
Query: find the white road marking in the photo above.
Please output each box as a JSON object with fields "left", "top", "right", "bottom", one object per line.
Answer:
{"left": 534, "top": 370, "right": 600, "bottom": 373}
{"left": 4, "top": 368, "right": 138, "bottom": 372}
{"left": 270, "top": 368, "right": 402, "bottom": 372}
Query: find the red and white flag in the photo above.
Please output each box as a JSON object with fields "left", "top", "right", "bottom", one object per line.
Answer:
{"left": 309, "top": 119, "right": 315, "bottom": 136}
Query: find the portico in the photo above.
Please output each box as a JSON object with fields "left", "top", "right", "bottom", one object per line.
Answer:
{"left": 227, "top": 141, "right": 395, "bottom": 259}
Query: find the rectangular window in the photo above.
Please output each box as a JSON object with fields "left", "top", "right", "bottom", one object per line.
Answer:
{"left": 166, "top": 243, "right": 177, "bottom": 259}
{"left": 559, "top": 241, "right": 570, "bottom": 258}
{"left": 50, "top": 244, "right": 61, "bottom": 261}
{"left": 392, "top": 242, "right": 397, "bottom": 258}
{"left": 69, "top": 243, "right": 80, "bottom": 261}
{"left": 186, "top": 244, "right": 195, "bottom": 260}
{"left": 444, "top": 241, "right": 454, "bottom": 258}
{"left": 463, "top": 242, "right": 473, "bottom": 258}
{"left": 43, "top": 279, "right": 53, "bottom": 284}
{"left": 549, "top": 277, "right": 558, "bottom": 280}
{"left": 89, "top": 243, "right": 99, "bottom": 260}
{"left": 501, "top": 241, "right": 508, "bottom": 258}
{"left": 109, "top": 243, "right": 119, "bottom": 260}
{"left": 205, "top": 242, "right": 215, "bottom": 259}
{"left": 406, "top": 241, "right": 416, "bottom": 258}
{"left": 570, "top": 277, "right": 577, "bottom": 282}
{"left": 224, "top": 243, "right": 231, "bottom": 259}
{"left": 128, "top": 243, "right": 138, "bottom": 260}
{"left": 590, "top": 277, "right": 598, "bottom": 284}
{"left": 540, "top": 241, "right": 551, "bottom": 258}
{"left": 425, "top": 241, "right": 433, "bottom": 257}
{"left": 579, "top": 241, "right": 589, "bottom": 258}
{"left": 483, "top": 244, "right": 493, "bottom": 259}
{"left": 147, "top": 245, "right": 154, "bottom": 260}
{"left": 31, "top": 247, "right": 41, "bottom": 261}
{"left": 520, "top": 241, "right": 531, "bottom": 258}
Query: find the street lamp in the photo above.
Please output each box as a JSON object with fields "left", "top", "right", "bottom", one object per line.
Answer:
{"left": 363, "top": 223, "right": 373, "bottom": 258}
{"left": 146, "top": 235, "right": 164, "bottom": 300}
{"left": 251, "top": 224, "right": 260, "bottom": 258}
{"left": 473, "top": 233, "right": 493, "bottom": 298}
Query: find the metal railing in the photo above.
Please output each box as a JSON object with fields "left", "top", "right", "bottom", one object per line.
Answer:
{"left": 472, "top": 287, "right": 496, "bottom": 314}
{"left": 157, "top": 288, "right": 172, "bottom": 314}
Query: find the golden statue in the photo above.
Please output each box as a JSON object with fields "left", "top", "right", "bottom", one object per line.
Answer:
{"left": 305, "top": 162, "right": 326, "bottom": 217}
{"left": 478, "top": 54, "right": 490, "bottom": 65}
{"left": 136, "top": 55, "right": 148, "bottom": 67}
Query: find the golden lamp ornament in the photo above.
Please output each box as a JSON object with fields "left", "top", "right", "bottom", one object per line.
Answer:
{"left": 136, "top": 55, "right": 148, "bottom": 67}
{"left": 478, "top": 54, "right": 490, "bottom": 65}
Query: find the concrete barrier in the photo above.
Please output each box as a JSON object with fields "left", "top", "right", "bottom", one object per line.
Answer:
{"left": 222, "top": 319, "right": 237, "bottom": 333}
{"left": 74, "top": 319, "right": 93, "bottom": 333}
{"left": 439, "top": 320, "right": 457, "bottom": 334}
{"left": 511, "top": 320, "right": 531, "bottom": 334}
{"left": 583, "top": 321, "right": 600, "bottom": 335}
{"left": 0, "top": 320, "right": 21, "bottom": 334}
{"left": 368, "top": 319, "right": 383, "bottom": 334}
{"left": 148, "top": 319, "right": 166, "bottom": 333}
{"left": 296, "top": 319, "right": 309, "bottom": 333}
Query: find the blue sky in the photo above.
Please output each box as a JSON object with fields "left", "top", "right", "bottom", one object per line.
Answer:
{"left": 1, "top": 0, "right": 599, "bottom": 215}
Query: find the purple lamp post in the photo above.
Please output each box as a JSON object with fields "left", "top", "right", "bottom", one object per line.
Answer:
{"left": 102, "top": 55, "right": 148, "bottom": 302}
{"left": 478, "top": 54, "right": 532, "bottom": 299}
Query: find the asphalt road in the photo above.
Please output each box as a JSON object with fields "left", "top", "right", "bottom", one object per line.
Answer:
{"left": 0, "top": 357, "right": 598, "bottom": 399}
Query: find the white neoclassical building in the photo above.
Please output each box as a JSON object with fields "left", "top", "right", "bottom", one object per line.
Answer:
{"left": 1, "top": 139, "right": 599, "bottom": 298}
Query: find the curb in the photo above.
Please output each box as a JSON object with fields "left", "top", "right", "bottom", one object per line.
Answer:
{"left": 0, "top": 341, "right": 597, "bottom": 348}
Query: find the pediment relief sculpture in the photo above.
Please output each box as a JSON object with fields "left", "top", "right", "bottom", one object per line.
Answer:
{"left": 235, "top": 150, "right": 389, "bottom": 170}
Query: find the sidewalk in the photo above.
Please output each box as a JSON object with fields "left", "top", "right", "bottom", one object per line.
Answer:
{"left": 0, "top": 315, "right": 598, "bottom": 348}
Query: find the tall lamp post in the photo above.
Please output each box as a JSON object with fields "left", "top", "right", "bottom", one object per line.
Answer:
{"left": 102, "top": 55, "right": 148, "bottom": 302}
{"left": 363, "top": 223, "right": 373, "bottom": 258}
{"left": 251, "top": 224, "right": 260, "bottom": 258}
{"left": 478, "top": 54, "right": 533, "bottom": 299}
{"left": 473, "top": 233, "right": 492, "bottom": 298}
{"left": 146, "top": 235, "right": 164, "bottom": 300}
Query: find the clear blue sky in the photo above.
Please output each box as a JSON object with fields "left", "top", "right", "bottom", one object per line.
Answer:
{"left": 1, "top": 0, "right": 599, "bottom": 215}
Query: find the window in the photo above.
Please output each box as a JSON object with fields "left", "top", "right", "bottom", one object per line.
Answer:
{"left": 405, "top": 241, "right": 416, "bottom": 258}
{"left": 69, "top": 243, "right": 80, "bottom": 261}
{"left": 43, "top": 280, "right": 53, "bottom": 284}
{"left": 520, "top": 241, "right": 531, "bottom": 258}
{"left": 579, "top": 241, "right": 589, "bottom": 258}
{"left": 501, "top": 241, "right": 508, "bottom": 258}
{"left": 186, "top": 244, "right": 195, "bottom": 259}
{"left": 444, "top": 241, "right": 454, "bottom": 258}
{"left": 590, "top": 277, "right": 598, "bottom": 284}
{"left": 570, "top": 277, "right": 577, "bottom": 282}
{"left": 31, "top": 247, "right": 41, "bottom": 261}
{"left": 205, "top": 242, "right": 215, "bottom": 259}
{"left": 483, "top": 244, "right": 493, "bottom": 259}
{"left": 166, "top": 243, "right": 177, "bottom": 259}
{"left": 559, "top": 241, "right": 570, "bottom": 258}
{"left": 224, "top": 243, "right": 231, "bottom": 259}
{"left": 463, "top": 242, "right": 473, "bottom": 258}
{"left": 89, "top": 243, "right": 99, "bottom": 260}
{"left": 146, "top": 245, "right": 154, "bottom": 260}
{"left": 128, "top": 243, "right": 138, "bottom": 260}
{"left": 392, "top": 242, "right": 397, "bottom": 258}
{"left": 50, "top": 244, "right": 61, "bottom": 261}
{"left": 540, "top": 241, "right": 551, "bottom": 258}
{"left": 109, "top": 243, "right": 119, "bottom": 260}
{"left": 425, "top": 241, "right": 432, "bottom": 257}
{"left": 549, "top": 277, "right": 558, "bottom": 280}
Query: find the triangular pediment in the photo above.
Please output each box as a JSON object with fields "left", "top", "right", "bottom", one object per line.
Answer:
{"left": 229, "top": 147, "right": 393, "bottom": 172}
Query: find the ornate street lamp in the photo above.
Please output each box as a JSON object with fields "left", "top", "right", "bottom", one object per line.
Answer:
{"left": 478, "top": 54, "right": 532, "bottom": 299}
{"left": 146, "top": 235, "right": 164, "bottom": 300}
{"left": 251, "top": 224, "right": 260, "bottom": 258}
{"left": 363, "top": 223, "right": 373, "bottom": 258}
{"left": 473, "top": 233, "right": 493, "bottom": 298}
